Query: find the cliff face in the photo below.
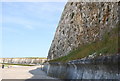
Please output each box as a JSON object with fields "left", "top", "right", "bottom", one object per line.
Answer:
{"left": 0, "top": 58, "right": 47, "bottom": 64}
{"left": 48, "top": 2, "right": 119, "bottom": 60}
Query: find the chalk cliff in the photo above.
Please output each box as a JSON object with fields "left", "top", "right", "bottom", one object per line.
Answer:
{"left": 48, "top": 2, "right": 119, "bottom": 60}
{"left": 0, "top": 58, "right": 47, "bottom": 65}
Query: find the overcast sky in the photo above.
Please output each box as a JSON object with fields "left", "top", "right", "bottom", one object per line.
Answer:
{"left": 2, "top": 2, "right": 66, "bottom": 58}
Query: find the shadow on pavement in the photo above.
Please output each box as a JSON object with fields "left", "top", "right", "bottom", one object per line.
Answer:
{"left": 25, "top": 67, "right": 62, "bottom": 81}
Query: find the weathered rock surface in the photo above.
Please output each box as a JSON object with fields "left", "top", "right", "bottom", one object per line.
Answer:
{"left": 48, "top": 2, "right": 119, "bottom": 60}
{"left": 44, "top": 2, "right": 120, "bottom": 79}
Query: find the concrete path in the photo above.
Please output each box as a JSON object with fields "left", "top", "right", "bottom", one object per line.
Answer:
{"left": 1, "top": 66, "right": 55, "bottom": 79}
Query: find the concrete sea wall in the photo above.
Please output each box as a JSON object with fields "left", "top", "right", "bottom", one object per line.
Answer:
{"left": 43, "top": 54, "right": 120, "bottom": 79}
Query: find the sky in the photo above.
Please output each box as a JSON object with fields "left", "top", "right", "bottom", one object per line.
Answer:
{"left": 1, "top": 2, "right": 66, "bottom": 58}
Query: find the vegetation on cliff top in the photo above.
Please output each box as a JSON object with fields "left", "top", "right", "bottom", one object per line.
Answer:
{"left": 49, "top": 25, "right": 119, "bottom": 63}
{"left": 1, "top": 63, "right": 35, "bottom": 66}
{"left": 0, "top": 57, "right": 47, "bottom": 59}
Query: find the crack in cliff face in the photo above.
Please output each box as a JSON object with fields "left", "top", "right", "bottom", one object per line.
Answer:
{"left": 48, "top": 2, "right": 119, "bottom": 60}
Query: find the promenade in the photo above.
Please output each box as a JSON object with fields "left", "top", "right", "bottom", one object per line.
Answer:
{"left": 1, "top": 65, "right": 55, "bottom": 79}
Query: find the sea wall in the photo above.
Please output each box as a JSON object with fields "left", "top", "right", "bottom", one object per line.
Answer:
{"left": 43, "top": 54, "right": 120, "bottom": 79}
{"left": 0, "top": 58, "right": 47, "bottom": 65}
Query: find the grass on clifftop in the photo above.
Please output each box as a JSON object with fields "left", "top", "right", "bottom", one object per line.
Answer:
{"left": 49, "top": 26, "right": 119, "bottom": 63}
{"left": 1, "top": 57, "right": 47, "bottom": 59}
{"left": 1, "top": 63, "right": 35, "bottom": 66}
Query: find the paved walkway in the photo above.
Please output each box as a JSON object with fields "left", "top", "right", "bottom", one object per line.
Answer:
{"left": 1, "top": 65, "right": 55, "bottom": 79}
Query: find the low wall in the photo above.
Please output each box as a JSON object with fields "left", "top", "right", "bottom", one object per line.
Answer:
{"left": 43, "top": 54, "right": 120, "bottom": 79}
